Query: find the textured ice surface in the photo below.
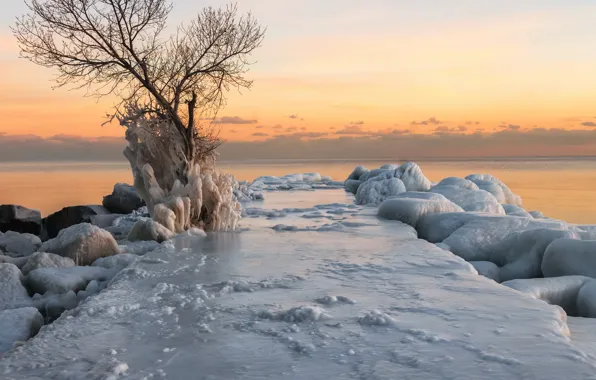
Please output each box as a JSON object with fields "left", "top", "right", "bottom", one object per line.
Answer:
{"left": 2, "top": 190, "right": 596, "bottom": 379}
{"left": 0, "top": 264, "right": 32, "bottom": 311}
{"left": 542, "top": 239, "right": 596, "bottom": 279}
{"left": 0, "top": 307, "right": 43, "bottom": 353}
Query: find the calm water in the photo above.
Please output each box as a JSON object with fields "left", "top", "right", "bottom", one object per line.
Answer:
{"left": 0, "top": 159, "right": 594, "bottom": 224}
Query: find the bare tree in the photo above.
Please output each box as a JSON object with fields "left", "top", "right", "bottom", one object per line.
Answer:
{"left": 13, "top": 0, "right": 265, "bottom": 232}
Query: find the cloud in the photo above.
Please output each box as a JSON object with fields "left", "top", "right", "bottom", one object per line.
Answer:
{"left": 272, "top": 124, "right": 283, "bottom": 130}
{"left": 300, "top": 127, "right": 307, "bottom": 131}
{"left": 3, "top": 128, "right": 596, "bottom": 162}
{"left": 498, "top": 123, "right": 521, "bottom": 130}
{"left": 581, "top": 121, "right": 596, "bottom": 127}
{"left": 285, "top": 127, "right": 298, "bottom": 132}
{"left": 255, "top": 125, "right": 264, "bottom": 129}
{"left": 252, "top": 132, "right": 269, "bottom": 137}
{"left": 411, "top": 117, "right": 443, "bottom": 126}
{"left": 433, "top": 126, "right": 467, "bottom": 135}
{"left": 213, "top": 116, "right": 258, "bottom": 125}
{"left": 351, "top": 121, "right": 365, "bottom": 125}
{"left": 458, "top": 126, "right": 468, "bottom": 132}
{"left": 216, "top": 128, "right": 596, "bottom": 161}
{"left": 465, "top": 121, "right": 481, "bottom": 125}
{"left": 334, "top": 125, "right": 371, "bottom": 135}
{"left": 288, "top": 114, "right": 299, "bottom": 119}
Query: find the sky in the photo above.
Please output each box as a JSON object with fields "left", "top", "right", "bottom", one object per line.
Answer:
{"left": 1, "top": 0, "right": 596, "bottom": 161}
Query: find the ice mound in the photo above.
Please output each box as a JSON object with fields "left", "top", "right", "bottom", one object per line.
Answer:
{"left": 377, "top": 192, "right": 463, "bottom": 227}
{"left": 258, "top": 305, "right": 332, "bottom": 322}
{"left": 39, "top": 223, "right": 120, "bottom": 266}
{"left": 542, "top": 239, "right": 596, "bottom": 278}
{"left": 127, "top": 217, "right": 174, "bottom": 243}
{"left": 465, "top": 174, "right": 522, "bottom": 206}
{"left": 358, "top": 310, "right": 397, "bottom": 326}
{"left": 0, "top": 307, "right": 43, "bottom": 353}
{"left": 0, "top": 255, "right": 28, "bottom": 268}
{"left": 119, "top": 240, "right": 160, "bottom": 256}
{"left": 355, "top": 177, "right": 406, "bottom": 205}
{"left": 430, "top": 185, "right": 505, "bottom": 214}
{"left": 21, "top": 252, "right": 76, "bottom": 275}
{"left": 27, "top": 266, "right": 115, "bottom": 295}
{"left": 503, "top": 276, "right": 596, "bottom": 318}
{"left": 0, "top": 231, "right": 41, "bottom": 257}
{"left": 470, "top": 261, "right": 500, "bottom": 282}
{"left": 433, "top": 177, "right": 479, "bottom": 190}
{"left": 314, "top": 295, "right": 356, "bottom": 305}
{"left": 233, "top": 180, "right": 264, "bottom": 202}
{"left": 92, "top": 253, "right": 138, "bottom": 270}
{"left": 345, "top": 162, "right": 432, "bottom": 197}
{"left": 0, "top": 263, "right": 32, "bottom": 311}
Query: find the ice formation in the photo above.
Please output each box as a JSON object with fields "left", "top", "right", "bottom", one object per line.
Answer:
{"left": 0, "top": 231, "right": 41, "bottom": 257}
{"left": 0, "top": 263, "right": 33, "bottom": 311}
{"left": 0, "top": 307, "right": 43, "bottom": 353}
{"left": 345, "top": 162, "right": 432, "bottom": 199}
{"left": 20, "top": 252, "right": 76, "bottom": 275}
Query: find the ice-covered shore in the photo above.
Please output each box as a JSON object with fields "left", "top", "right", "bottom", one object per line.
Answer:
{"left": 1, "top": 165, "right": 596, "bottom": 379}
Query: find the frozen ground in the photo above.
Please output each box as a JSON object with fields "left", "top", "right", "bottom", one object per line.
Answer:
{"left": 2, "top": 190, "right": 596, "bottom": 379}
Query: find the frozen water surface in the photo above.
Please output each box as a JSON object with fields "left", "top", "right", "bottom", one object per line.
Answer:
{"left": 2, "top": 189, "right": 596, "bottom": 379}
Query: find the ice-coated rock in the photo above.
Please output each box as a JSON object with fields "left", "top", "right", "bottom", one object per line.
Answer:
{"left": 344, "top": 179, "right": 363, "bottom": 195}
{"left": 346, "top": 165, "right": 368, "bottom": 181}
{"left": 0, "top": 205, "right": 41, "bottom": 235}
{"left": 92, "top": 253, "right": 137, "bottom": 270}
{"left": 503, "top": 276, "right": 596, "bottom": 317}
{"left": 396, "top": 162, "right": 432, "bottom": 192}
{"left": 39, "top": 223, "right": 120, "bottom": 266}
{"left": 127, "top": 218, "right": 174, "bottom": 243}
{"left": 433, "top": 177, "right": 479, "bottom": 191}
{"left": 430, "top": 185, "right": 505, "bottom": 214}
{"left": 89, "top": 214, "right": 125, "bottom": 229}
{"left": 0, "top": 263, "right": 32, "bottom": 311}
{"left": 0, "top": 307, "right": 43, "bottom": 353}
{"left": 27, "top": 266, "right": 114, "bottom": 295}
{"left": 0, "top": 231, "right": 41, "bottom": 257}
{"left": 377, "top": 192, "right": 463, "bottom": 227}
{"left": 470, "top": 261, "right": 500, "bottom": 282}
{"left": 355, "top": 177, "right": 406, "bottom": 205}
{"left": 32, "top": 291, "right": 79, "bottom": 321}
{"left": 42, "top": 205, "right": 111, "bottom": 240}
{"left": 542, "top": 239, "right": 596, "bottom": 279}
{"left": 102, "top": 183, "right": 145, "bottom": 214}
{"left": 502, "top": 204, "right": 533, "bottom": 218}
{"left": 465, "top": 174, "right": 522, "bottom": 206}
{"left": 0, "top": 255, "right": 28, "bottom": 268}
{"left": 21, "top": 252, "right": 76, "bottom": 275}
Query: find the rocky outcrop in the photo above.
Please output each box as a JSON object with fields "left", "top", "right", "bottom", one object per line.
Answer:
{"left": 0, "top": 205, "right": 42, "bottom": 235}
{"left": 102, "top": 183, "right": 145, "bottom": 214}
{"left": 42, "top": 205, "right": 111, "bottom": 240}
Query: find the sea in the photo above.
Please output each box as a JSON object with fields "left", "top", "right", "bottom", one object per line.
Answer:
{"left": 0, "top": 158, "right": 594, "bottom": 224}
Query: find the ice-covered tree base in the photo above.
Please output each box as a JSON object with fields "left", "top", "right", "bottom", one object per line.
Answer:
{"left": 122, "top": 108, "right": 241, "bottom": 234}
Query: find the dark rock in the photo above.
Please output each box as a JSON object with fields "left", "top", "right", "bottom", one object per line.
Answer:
{"left": 102, "top": 183, "right": 145, "bottom": 214}
{"left": 41, "top": 205, "right": 111, "bottom": 240}
{"left": 0, "top": 205, "right": 41, "bottom": 235}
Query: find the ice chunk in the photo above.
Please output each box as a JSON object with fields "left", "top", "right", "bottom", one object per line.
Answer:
{"left": 542, "top": 239, "right": 596, "bottom": 279}
{"left": 355, "top": 177, "right": 406, "bottom": 205}
{"left": 377, "top": 193, "right": 463, "bottom": 227}
{"left": 344, "top": 179, "right": 363, "bottom": 195}
{"left": 32, "top": 291, "right": 79, "bottom": 321}
{"left": 0, "top": 307, "right": 43, "bottom": 353}
{"left": 92, "top": 253, "right": 138, "bottom": 270}
{"left": 258, "top": 305, "right": 332, "bottom": 322}
{"left": 465, "top": 174, "right": 522, "bottom": 206}
{"left": 27, "top": 266, "right": 114, "bottom": 295}
{"left": 396, "top": 162, "right": 432, "bottom": 192}
{"left": 39, "top": 223, "right": 120, "bottom": 266}
{"left": 0, "top": 263, "right": 32, "bottom": 311}
{"left": 430, "top": 185, "right": 505, "bottom": 214}
{"left": 21, "top": 252, "right": 76, "bottom": 275}
{"left": 0, "top": 231, "right": 41, "bottom": 257}
{"left": 469, "top": 261, "right": 500, "bottom": 282}
{"left": 127, "top": 217, "right": 174, "bottom": 243}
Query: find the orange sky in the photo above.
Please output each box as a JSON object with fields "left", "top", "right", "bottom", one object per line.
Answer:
{"left": 1, "top": 0, "right": 596, "bottom": 157}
